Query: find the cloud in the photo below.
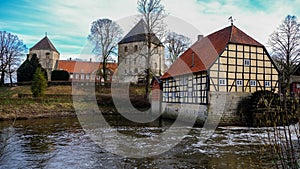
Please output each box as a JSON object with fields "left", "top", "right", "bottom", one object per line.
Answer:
{"left": 2, "top": 0, "right": 300, "bottom": 58}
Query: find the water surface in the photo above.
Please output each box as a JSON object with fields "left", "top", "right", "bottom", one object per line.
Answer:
{"left": 0, "top": 116, "right": 278, "bottom": 168}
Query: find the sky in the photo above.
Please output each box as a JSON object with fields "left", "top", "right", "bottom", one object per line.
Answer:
{"left": 0, "top": 0, "right": 300, "bottom": 61}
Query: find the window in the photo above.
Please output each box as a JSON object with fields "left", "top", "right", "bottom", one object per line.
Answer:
{"left": 265, "top": 81, "right": 271, "bottom": 87}
{"left": 180, "top": 91, "right": 184, "bottom": 97}
{"left": 244, "top": 59, "right": 250, "bottom": 66}
{"left": 154, "top": 47, "right": 158, "bottom": 54}
{"left": 172, "top": 92, "right": 176, "bottom": 98}
{"left": 183, "top": 76, "right": 188, "bottom": 85}
{"left": 219, "top": 79, "right": 226, "bottom": 86}
{"left": 250, "top": 80, "right": 256, "bottom": 86}
{"left": 236, "top": 80, "right": 243, "bottom": 86}
{"left": 124, "top": 46, "right": 128, "bottom": 52}
{"left": 297, "top": 84, "right": 300, "bottom": 89}
{"left": 75, "top": 74, "right": 79, "bottom": 79}
{"left": 134, "top": 45, "right": 138, "bottom": 52}
{"left": 80, "top": 74, "right": 85, "bottom": 80}
{"left": 86, "top": 74, "right": 90, "bottom": 80}
{"left": 70, "top": 74, "right": 73, "bottom": 79}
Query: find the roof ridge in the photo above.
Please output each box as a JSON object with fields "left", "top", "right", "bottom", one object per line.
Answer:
{"left": 229, "top": 25, "right": 234, "bottom": 42}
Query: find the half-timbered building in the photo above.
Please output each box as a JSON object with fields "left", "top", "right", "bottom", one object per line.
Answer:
{"left": 160, "top": 25, "right": 280, "bottom": 125}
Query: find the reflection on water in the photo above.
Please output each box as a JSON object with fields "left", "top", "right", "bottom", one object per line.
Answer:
{"left": 0, "top": 115, "right": 276, "bottom": 169}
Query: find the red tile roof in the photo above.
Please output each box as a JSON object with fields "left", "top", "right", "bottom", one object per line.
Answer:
{"left": 161, "top": 25, "right": 264, "bottom": 79}
{"left": 56, "top": 60, "right": 118, "bottom": 74}
{"left": 30, "top": 36, "right": 59, "bottom": 54}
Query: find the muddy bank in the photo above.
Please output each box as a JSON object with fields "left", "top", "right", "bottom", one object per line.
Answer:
{"left": 0, "top": 94, "right": 151, "bottom": 120}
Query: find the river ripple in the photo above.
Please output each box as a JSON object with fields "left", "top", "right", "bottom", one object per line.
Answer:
{"left": 0, "top": 115, "right": 284, "bottom": 169}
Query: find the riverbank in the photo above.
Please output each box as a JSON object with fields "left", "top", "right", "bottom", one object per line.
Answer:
{"left": 0, "top": 85, "right": 149, "bottom": 120}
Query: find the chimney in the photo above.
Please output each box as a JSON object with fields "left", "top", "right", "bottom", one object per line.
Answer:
{"left": 197, "top": 35, "right": 204, "bottom": 41}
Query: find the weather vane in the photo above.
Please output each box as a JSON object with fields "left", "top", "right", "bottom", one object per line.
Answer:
{"left": 228, "top": 16, "right": 236, "bottom": 26}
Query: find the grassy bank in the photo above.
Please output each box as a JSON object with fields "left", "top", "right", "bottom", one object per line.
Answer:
{"left": 0, "top": 85, "right": 148, "bottom": 120}
{"left": 0, "top": 86, "right": 75, "bottom": 120}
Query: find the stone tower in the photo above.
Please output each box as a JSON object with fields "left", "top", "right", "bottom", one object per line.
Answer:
{"left": 28, "top": 36, "right": 60, "bottom": 80}
{"left": 118, "top": 19, "right": 165, "bottom": 83}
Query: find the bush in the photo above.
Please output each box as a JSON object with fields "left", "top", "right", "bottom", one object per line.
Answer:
{"left": 17, "top": 55, "right": 48, "bottom": 82}
{"left": 51, "top": 70, "right": 70, "bottom": 81}
{"left": 31, "top": 67, "right": 48, "bottom": 97}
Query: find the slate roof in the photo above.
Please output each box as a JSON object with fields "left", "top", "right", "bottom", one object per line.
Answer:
{"left": 161, "top": 25, "right": 264, "bottom": 79}
{"left": 56, "top": 60, "right": 118, "bottom": 74}
{"left": 118, "top": 19, "right": 162, "bottom": 46}
{"left": 30, "top": 36, "right": 59, "bottom": 54}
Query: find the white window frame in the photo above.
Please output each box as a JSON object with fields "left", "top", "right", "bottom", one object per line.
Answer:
{"left": 70, "top": 74, "right": 73, "bottom": 79}
{"left": 80, "top": 74, "right": 85, "bottom": 80}
{"left": 250, "top": 80, "right": 256, "bottom": 86}
{"left": 244, "top": 59, "right": 250, "bottom": 66}
{"left": 75, "top": 74, "right": 79, "bottom": 79}
{"left": 236, "top": 80, "right": 243, "bottom": 86}
{"left": 219, "top": 79, "right": 226, "bottom": 86}
{"left": 265, "top": 81, "right": 271, "bottom": 87}
{"left": 165, "top": 79, "right": 169, "bottom": 85}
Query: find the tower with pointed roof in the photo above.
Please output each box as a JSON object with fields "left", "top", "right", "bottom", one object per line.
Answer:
{"left": 28, "top": 35, "right": 60, "bottom": 80}
{"left": 118, "top": 19, "right": 165, "bottom": 83}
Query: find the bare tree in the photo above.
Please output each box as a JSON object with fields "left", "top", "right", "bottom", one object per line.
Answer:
{"left": 88, "top": 18, "right": 123, "bottom": 82}
{"left": 137, "top": 0, "right": 167, "bottom": 98}
{"left": 0, "top": 31, "right": 27, "bottom": 86}
{"left": 268, "top": 15, "right": 300, "bottom": 93}
{"left": 165, "top": 32, "right": 191, "bottom": 64}
{"left": 267, "top": 15, "right": 300, "bottom": 168}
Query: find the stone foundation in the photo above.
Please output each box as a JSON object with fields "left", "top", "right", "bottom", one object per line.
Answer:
{"left": 161, "top": 92, "right": 251, "bottom": 126}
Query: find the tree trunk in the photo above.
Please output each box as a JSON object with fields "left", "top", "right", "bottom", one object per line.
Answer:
{"left": 9, "top": 72, "right": 13, "bottom": 86}
{"left": 103, "top": 61, "right": 107, "bottom": 83}
{"left": 0, "top": 71, "right": 5, "bottom": 86}
{"left": 145, "top": 33, "right": 151, "bottom": 99}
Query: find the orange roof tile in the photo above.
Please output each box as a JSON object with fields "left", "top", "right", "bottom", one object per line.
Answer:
{"left": 57, "top": 60, "right": 118, "bottom": 74}
{"left": 161, "top": 25, "right": 264, "bottom": 79}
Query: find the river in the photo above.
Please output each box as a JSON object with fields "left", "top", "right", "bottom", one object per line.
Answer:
{"left": 0, "top": 115, "right": 287, "bottom": 169}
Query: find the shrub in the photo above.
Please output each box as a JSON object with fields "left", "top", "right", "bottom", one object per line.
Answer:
{"left": 31, "top": 67, "right": 48, "bottom": 97}
{"left": 51, "top": 70, "right": 70, "bottom": 81}
{"left": 17, "top": 55, "right": 48, "bottom": 82}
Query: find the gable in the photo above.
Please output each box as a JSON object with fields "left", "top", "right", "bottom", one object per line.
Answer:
{"left": 161, "top": 25, "right": 265, "bottom": 79}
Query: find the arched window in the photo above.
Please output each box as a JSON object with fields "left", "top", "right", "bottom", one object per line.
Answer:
{"left": 124, "top": 46, "right": 128, "bottom": 52}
